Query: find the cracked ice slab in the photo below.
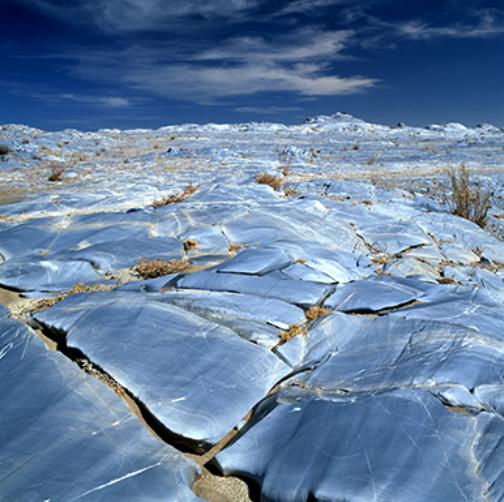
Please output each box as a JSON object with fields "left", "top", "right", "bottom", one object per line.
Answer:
{"left": 177, "top": 270, "right": 331, "bottom": 307}
{"left": 216, "top": 246, "right": 292, "bottom": 275}
{"left": 390, "top": 287, "right": 504, "bottom": 342}
{"left": 356, "top": 221, "right": 431, "bottom": 254}
{"left": 34, "top": 291, "right": 290, "bottom": 444}
{"left": 157, "top": 289, "right": 306, "bottom": 348}
{"left": 324, "top": 276, "right": 426, "bottom": 312}
{"left": 0, "top": 255, "right": 101, "bottom": 292}
{"left": 299, "top": 314, "right": 504, "bottom": 392}
{"left": 217, "top": 387, "right": 496, "bottom": 502}
{"left": 0, "top": 315, "right": 202, "bottom": 501}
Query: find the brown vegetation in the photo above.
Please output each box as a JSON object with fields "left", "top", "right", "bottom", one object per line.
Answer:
{"left": 229, "top": 243, "right": 249, "bottom": 253}
{"left": 152, "top": 183, "right": 198, "bottom": 208}
{"left": 283, "top": 186, "right": 300, "bottom": 197}
{"left": 438, "top": 277, "right": 457, "bottom": 285}
{"left": 48, "top": 163, "right": 65, "bottom": 182}
{"left": 134, "top": 258, "right": 190, "bottom": 279}
{"left": 183, "top": 239, "right": 198, "bottom": 251}
{"left": 305, "top": 306, "right": 332, "bottom": 321}
{"left": 256, "top": 173, "right": 283, "bottom": 191}
{"left": 31, "top": 282, "right": 114, "bottom": 312}
{"left": 278, "top": 324, "right": 307, "bottom": 344}
{"left": 446, "top": 165, "right": 492, "bottom": 228}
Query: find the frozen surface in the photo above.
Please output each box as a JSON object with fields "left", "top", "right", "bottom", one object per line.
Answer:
{"left": 1, "top": 113, "right": 504, "bottom": 500}
{"left": 34, "top": 291, "right": 290, "bottom": 444}
{"left": 0, "top": 313, "right": 201, "bottom": 501}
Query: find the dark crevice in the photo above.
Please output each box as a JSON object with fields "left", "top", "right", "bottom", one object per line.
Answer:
{"left": 30, "top": 315, "right": 301, "bottom": 501}
{"left": 35, "top": 319, "right": 210, "bottom": 454}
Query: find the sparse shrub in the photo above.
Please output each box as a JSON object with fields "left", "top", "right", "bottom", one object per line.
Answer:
{"left": 31, "top": 282, "right": 114, "bottom": 312}
{"left": 352, "top": 143, "right": 360, "bottom": 151}
{"left": 134, "top": 258, "right": 190, "bottom": 279}
{"left": 21, "top": 138, "right": 30, "bottom": 145}
{"left": 305, "top": 306, "right": 332, "bottom": 321}
{"left": 278, "top": 324, "right": 307, "bottom": 344}
{"left": 228, "top": 242, "right": 249, "bottom": 253}
{"left": 283, "top": 186, "right": 299, "bottom": 197}
{"left": 281, "top": 165, "right": 290, "bottom": 177}
{"left": 438, "top": 277, "right": 457, "bottom": 285}
{"left": 256, "top": 173, "right": 283, "bottom": 191}
{"left": 0, "top": 145, "right": 11, "bottom": 156}
{"left": 446, "top": 165, "right": 492, "bottom": 228}
{"left": 152, "top": 183, "right": 198, "bottom": 208}
{"left": 183, "top": 239, "right": 198, "bottom": 251}
{"left": 48, "top": 164, "right": 65, "bottom": 182}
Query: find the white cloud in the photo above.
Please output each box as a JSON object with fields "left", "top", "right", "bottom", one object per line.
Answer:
{"left": 18, "top": 0, "right": 266, "bottom": 32}
{"left": 396, "top": 10, "right": 504, "bottom": 40}
{"left": 276, "top": 0, "right": 349, "bottom": 16}
{"left": 63, "top": 28, "right": 377, "bottom": 102}
{"left": 197, "top": 29, "right": 352, "bottom": 62}
{"left": 60, "top": 94, "right": 131, "bottom": 107}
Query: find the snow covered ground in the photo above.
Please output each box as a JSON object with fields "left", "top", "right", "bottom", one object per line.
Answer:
{"left": 1, "top": 113, "right": 504, "bottom": 501}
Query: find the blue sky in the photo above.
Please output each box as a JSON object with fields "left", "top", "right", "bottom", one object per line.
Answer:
{"left": 1, "top": 0, "right": 503, "bottom": 130}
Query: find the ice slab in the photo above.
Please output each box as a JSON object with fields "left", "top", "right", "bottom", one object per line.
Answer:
{"left": 0, "top": 315, "right": 202, "bottom": 501}
{"left": 324, "top": 276, "right": 424, "bottom": 312}
{"left": 177, "top": 270, "right": 331, "bottom": 307}
{"left": 34, "top": 291, "right": 290, "bottom": 444}
{"left": 217, "top": 387, "right": 499, "bottom": 502}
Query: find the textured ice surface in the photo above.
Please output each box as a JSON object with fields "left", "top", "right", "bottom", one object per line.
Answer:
{"left": 217, "top": 387, "right": 503, "bottom": 502}
{"left": 0, "top": 314, "right": 201, "bottom": 501}
{"left": 34, "top": 291, "right": 290, "bottom": 444}
{"left": 1, "top": 113, "right": 504, "bottom": 500}
{"left": 324, "top": 275, "right": 424, "bottom": 312}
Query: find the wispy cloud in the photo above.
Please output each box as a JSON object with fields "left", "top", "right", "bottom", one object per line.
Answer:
{"left": 196, "top": 28, "right": 352, "bottom": 62}
{"left": 0, "top": 80, "right": 132, "bottom": 108}
{"left": 58, "top": 27, "right": 378, "bottom": 102}
{"left": 276, "top": 0, "right": 350, "bottom": 16}
{"left": 395, "top": 10, "right": 504, "bottom": 40}
{"left": 13, "top": 0, "right": 501, "bottom": 114}
{"left": 17, "top": 0, "right": 266, "bottom": 32}
{"left": 59, "top": 94, "right": 131, "bottom": 107}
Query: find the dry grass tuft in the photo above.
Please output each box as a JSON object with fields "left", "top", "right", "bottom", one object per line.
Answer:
{"left": 31, "top": 282, "right": 114, "bottom": 312}
{"left": 371, "top": 254, "right": 390, "bottom": 265}
{"left": 152, "top": 183, "right": 198, "bottom": 208}
{"left": 283, "top": 186, "right": 300, "bottom": 197}
{"left": 446, "top": 165, "right": 492, "bottom": 228}
{"left": 438, "top": 277, "right": 457, "bottom": 285}
{"left": 278, "top": 324, "right": 307, "bottom": 344}
{"left": 229, "top": 242, "right": 249, "bottom": 253}
{"left": 183, "top": 239, "right": 198, "bottom": 251}
{"left": 256, "top": 173, "right": 283, "bottom": 191}
{"left": 134, "top": 258, "right": 190, "bottom": 279}
{"left": 48, "top": 163, "right": 65, "bottom": 182}
{"left": 305, "top": 306, "right": 332, "bottom": 321}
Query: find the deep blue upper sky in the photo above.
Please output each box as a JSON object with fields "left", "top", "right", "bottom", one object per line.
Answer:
{"left": 1, "top": 0, "right": 503, "bottom": 130}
